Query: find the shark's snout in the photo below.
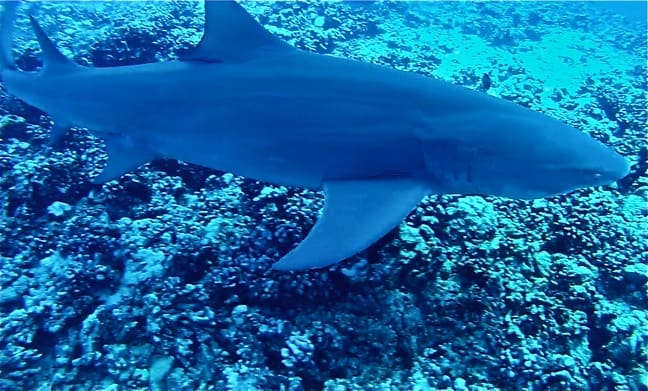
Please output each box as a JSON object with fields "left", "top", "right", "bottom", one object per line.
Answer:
{"left": 610, "top": 151, "right": 632, "bottom": 181}
{"left": 586, "top": 141, "right": 631, "bottom": 186}
{"left": 541, "top": 119, "right": 632, "bottom": 192}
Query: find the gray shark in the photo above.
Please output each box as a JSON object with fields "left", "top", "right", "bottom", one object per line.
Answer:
{"left": 0, "top": 1, "right": 630, "bottom": 270}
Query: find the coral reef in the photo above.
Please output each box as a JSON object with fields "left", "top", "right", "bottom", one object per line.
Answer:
{"left": 1, "top": 1, "right": 646, "bottom": 390}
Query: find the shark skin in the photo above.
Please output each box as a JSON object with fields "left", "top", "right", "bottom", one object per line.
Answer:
{"left": 0, "top": 1, "right": 630, "bottom": 270}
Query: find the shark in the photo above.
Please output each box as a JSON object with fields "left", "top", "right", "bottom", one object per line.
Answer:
{"left": 0, "top": 1, "right": 630, "bottom": 270}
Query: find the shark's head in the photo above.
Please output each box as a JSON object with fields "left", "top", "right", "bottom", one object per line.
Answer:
{"left": 503, "top": 112, "right": 630, "bottom": 199}
{"left": 425, "top": 108, "right": 631, "bottom": 200}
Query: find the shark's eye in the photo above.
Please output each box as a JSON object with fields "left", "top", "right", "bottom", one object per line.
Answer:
{"left": 572, "top": 168, "right": 604, "bottom": 180}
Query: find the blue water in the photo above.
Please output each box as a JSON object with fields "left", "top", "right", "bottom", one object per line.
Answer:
{"left": 0, "top": 1, "right": 646, "bottom": 390}
{"left": 592, "top": 1, "right": 647, "bottom": 24}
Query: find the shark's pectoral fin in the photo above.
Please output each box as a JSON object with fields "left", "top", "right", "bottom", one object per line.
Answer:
{"left": 93, "top": 135, "right": 157, "bottom": 184}
{"left": 272, "top": 179, "right": 429, "bottom": 271}
{"left": 181, "top": 0, "right": 292, "bottom": 64}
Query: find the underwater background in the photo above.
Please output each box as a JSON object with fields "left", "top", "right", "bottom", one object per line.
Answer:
{"left": 0, "top": 1, "right": 646, "bottom": 390}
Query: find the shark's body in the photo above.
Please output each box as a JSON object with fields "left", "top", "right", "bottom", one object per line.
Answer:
{"left": 0, "top": 2, "right": 630, "bottom": 270}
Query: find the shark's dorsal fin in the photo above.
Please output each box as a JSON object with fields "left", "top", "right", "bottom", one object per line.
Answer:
{"left": 181, "top": 1, "right": 292, "bottom": 63}
{"left": 272, "top": 179, "right": 429, "bottom": 270}
{"left": 28, "top": 15, "right": 77, "bottom": 73}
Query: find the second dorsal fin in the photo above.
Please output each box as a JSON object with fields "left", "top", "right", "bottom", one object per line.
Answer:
{"left": 181, "top": 1, "right": 292, "bottom": 63}
{"left": 29, "top": 14, "right": 78, "bottom": 73}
